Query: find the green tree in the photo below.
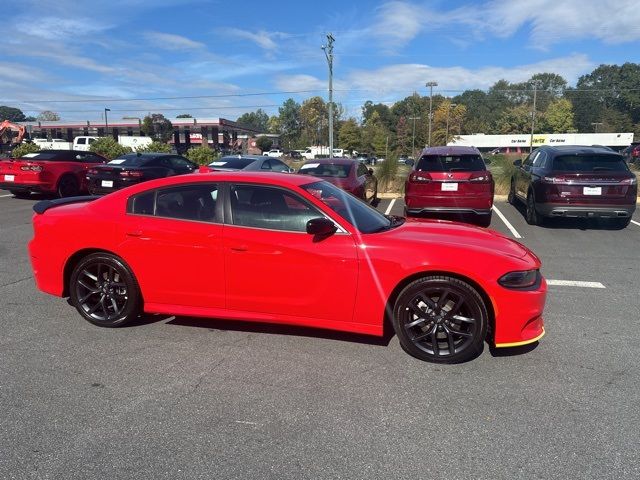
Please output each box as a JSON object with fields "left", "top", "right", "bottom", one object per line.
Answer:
{"left": 176, "top": 113, "right": 193, "bottom": 118}
{"left": 37, "top": 110, "right": 60, "bottom": 121}
{"left": 141, "top": 113, "right": 173, "bottom": 142}
{"left": 363, "top": 111, "right": 390, "bottom": 157}
{"left": 395, "top": 116, "right": 410, "bottom": 155}
{"left": 236, "top": 109, "right": 269, "bottom": 132}
{"left": 0, "top": 106, "right": 27, "bottom": 122}
{"left": 362, "top": 101, "right": 394, "bottom": 131}
{"left": 11, "top": 142, "right": 40, "bottom": 158}
{"left": 89, "top": 137, "right": 132, "bottom": 159}
{"left": 277, "top": 98, "right": 301, "bottom": 148}
{"left": 255, "top": 136, "right": 273, "bottom": 152}
{"left": 267, "top": 115, "right": 281, "bottom": 134}
{"left": 338, "top": 118, "right": 361, "bottom": 153}
{"left": 134, "top": 141, "right": 172, "bottom": 153}
{"left": 496, "top": 105, "right": 534, "bottom": 134}
{"left": 431, "top": 102, "right": 466, "bottom": 145}
{"left": 299, "top": 96, "right": 328, "bottom": 146}
{"left": 185, "top": 146, "right": 215, "bottom": 165}
{"left": 540, "top": 99, "right": 575, "bottom": 133}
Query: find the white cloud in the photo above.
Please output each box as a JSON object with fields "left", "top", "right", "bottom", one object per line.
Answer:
{"left": 14, "top": 17, "right": 111, "bottom": 40}
{"left": 0, "top": 62, "right": 46, "bottom": 82}
{"left": 222, "top": 28, "right": 289, "bottom": 51}
{"left": 275, "top": 74, "right": 327, "bottom": 92}
{"left": 372, "top": 1, "right": 425, "bottom": 48}
{"left": 144, "top": 32, "right": 205, "bottom": 51}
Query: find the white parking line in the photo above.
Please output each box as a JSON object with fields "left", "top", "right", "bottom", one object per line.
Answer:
{"left": 0, "top": 194, "right": 13, "bottom": 198}
{"left": 492, "top": 205, "right": 522, "bottom": 239}
{"left": 547, "top": 280, "right": 606, "bottom": 288}
{"left": 384, "top": 198, "right": 396, "bottom": 215}
{"left": 631, "top": 220, "right": 640, "bottom": 227}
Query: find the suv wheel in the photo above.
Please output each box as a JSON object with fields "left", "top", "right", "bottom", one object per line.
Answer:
{"left": 507, "top": 180, "right": 516, "bottom": 205}
{"left": 526, "top": 191, "right": 543, "bottom": 226}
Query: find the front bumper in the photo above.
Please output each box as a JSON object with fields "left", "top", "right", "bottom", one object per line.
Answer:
{"left": 536, "top": 203, "right": 636, "bottom": 218}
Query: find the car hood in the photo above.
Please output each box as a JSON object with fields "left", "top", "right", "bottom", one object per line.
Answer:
{"left": 389, "top": 218, "right": 533, "bottom": 260}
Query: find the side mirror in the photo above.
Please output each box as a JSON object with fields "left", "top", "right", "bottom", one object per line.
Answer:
{"left": 306, "top": 217, "right": 337, "bottom": 236}
{"left": 368, "top": 168, "right": 374, "bottom": 175}
{"left": 513, "top": 159, "right": 522, "bottom": 167}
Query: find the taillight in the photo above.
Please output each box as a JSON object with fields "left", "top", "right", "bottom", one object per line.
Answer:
{"left": 20, "top": 165, "right": 43, "bottom": 172}
{"left": 87, "top": 169, "right": 98, "bottom": 175}
{"left": 409, "top": 172, "right": 432, "bottom": 182}
{"left": 120, "top": 170, "right": 144, "bottom": 178}
{"left": 542, "top": 176, "right": 566, "bottom": 184}
{"left": 469, "top": 172, "right": 492, "bottom": 182}
{"left": 621, "top": 177, "right": 637, "bottom": 185}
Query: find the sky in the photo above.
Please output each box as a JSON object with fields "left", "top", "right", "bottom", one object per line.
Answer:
{"left": 1, "top": 0, "right": 640, "bottom": 122}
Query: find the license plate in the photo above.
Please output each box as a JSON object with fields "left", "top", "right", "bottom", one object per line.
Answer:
{"left": 101, "top": 180, "right": 114, "bottom": 188}
{"left": 583, "top": 186, "right": 601, "bottom": 195}
{"left": 441, "top": 182, "right": 458, "bottom": 191}
{"left": 4, "top": 174, "right": 15, "bottom": 182}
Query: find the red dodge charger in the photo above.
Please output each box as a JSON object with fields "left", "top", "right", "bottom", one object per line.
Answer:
{"left": 28, "top": 171, "right": 546, "bottom": 363}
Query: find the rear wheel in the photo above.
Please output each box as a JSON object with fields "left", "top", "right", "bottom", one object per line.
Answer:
{"left": 69, "top": 253, "right": 141, "bottom": 327}
{"left": 526, "top": 191, "right": 543, "bottom": 226}
{"left": 392, "top": 275, "right": 488, "bottom": 363}
{"left": 507, "top": 179, "right": 516, "bottom": 205}
{"left": 57, "top": 175, "right": 79, "bottom": 198}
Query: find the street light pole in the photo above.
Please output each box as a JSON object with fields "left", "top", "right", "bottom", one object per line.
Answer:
{"left": 104, "top": 108, "right": 111, "bottom": 137}
{"left": 426, "top": 81, "right": 438, "bottom": 147}
{"left": 408, "top": 116, "right": 421, "bottom": 158}
{"left": 322, "top": 33, "right": 335, "bottom": 157}
{"left": 591, "top": 122, "right": 603, "bottom": 133}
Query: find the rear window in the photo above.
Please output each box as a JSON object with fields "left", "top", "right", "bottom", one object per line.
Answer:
{"left": 551, "top": 154, "right": 629, "bottom": 172}
{"left": 108, "top": 156, "right": 152, "bottom": 166}
{"left": 416, "top": 155, "right": 486, "bottom": 172}
{"left": 298, "top": 163, "right": 352, "bottom": 178}
{"left": 209, "top": 157, "right": 255, "bottom": 169}
{"left": 19, "top": 152, "right": 70, "bottom": 161}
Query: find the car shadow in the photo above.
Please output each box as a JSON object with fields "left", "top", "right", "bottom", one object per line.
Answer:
{"left": 489, "top": 341, "right": 539, "bottom": 357}
{"left": 165, "top": 315, "right": 396, "bottom": 347}
{"left": 510, "top": 200, "right": 629, "bottom": 230}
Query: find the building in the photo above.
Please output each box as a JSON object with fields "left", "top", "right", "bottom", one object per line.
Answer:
{"left": 18, "top": 117, "right": 278, "bottom": 153}
{"left": 448, "top": 133, "right": 635, "bottom": 152}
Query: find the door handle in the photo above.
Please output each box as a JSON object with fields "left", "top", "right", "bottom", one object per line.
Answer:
{"left": 126, "top": 230, "right": 143, "bottom": 237}
{"left": 230, "top": 245, "right": 248, "bottom": 252}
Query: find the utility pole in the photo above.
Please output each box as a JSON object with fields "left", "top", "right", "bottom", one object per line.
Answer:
{"left": 426, "top": 81, "right": 438, "bottom": 147}
{"left": 104, "top": 108, "right": 110, "bottom": 136}
{"left": 591, "top": 122, "right": 603, "bottom": 133}
{"left": 408, "top": 116, "right": 420, "bottom": 158}
{"left": 322, "top": 33, "right": 335, "bottom": 157}
{"left": 529, "top": 82, "right": 541, "bottom": 153}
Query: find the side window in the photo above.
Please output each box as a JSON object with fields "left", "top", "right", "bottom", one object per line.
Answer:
{"left": 76, "top": 138, "right": 86, "bottom": 145}
{"left": 357, "top": 163, "right": 368, "bottom": 176}
{"left": 128, "top": 184, "right": 219, "bottom": 222}
{"left": 230, "top": 184, "right": 323, "bottom": 232}
{"left": 271, "top": 160, "right": 290, "bottom": 173}
{"left": 524, "top": 151, "right": 537, "bottom": 167}
{"left": 170, "top": 156, "right": 192, "bottom": 169}
{"left": 533, "top": 151, "right": 546, "bottom": 168}
{"left": 88, "top": 138, "right": 96, "bottom": 144}
{"left": 261, "top": 160, "right": 272, "bottom": 170}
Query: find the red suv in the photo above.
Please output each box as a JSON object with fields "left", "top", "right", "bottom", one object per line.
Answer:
{"left": 509, "top": 145, "right": 637, "bottom": 227}
{"left": 297, "top": 158, "right": 378, "bottom": 203}
{"left": 404, "top": 146, "right": 494, "bottom": 226}
{"left": 0, "top": 149, "right": 107, "bottom": 198}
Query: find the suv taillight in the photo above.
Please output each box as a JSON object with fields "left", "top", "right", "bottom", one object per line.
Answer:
{"left": 469, "top": 172, "right": 492, "bottom": 182}
{"left": 542, "top": 176, "right": 567, "bottom": 184}
{"left": 87, "top": 169, "right": 98, "bottom": 175}
{"left": 409, "top": 172, "right": 432, "bottom": 182}
{"left": 20, "top": 165, "right": 43, "bottom": 172}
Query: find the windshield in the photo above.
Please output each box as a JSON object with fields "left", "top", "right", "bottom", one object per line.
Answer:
{"left": 298, "top": 162, "right": 352, "bottom": 178}
{"left": 209, "top": 157, "right": 255, "bottom": 169}
{"left": 417, "top": 154, "right": 486, "bottom": 172}
{"left": 552, "top": 154, "right": 629, "bottom": 172}
{"left": 301, "top": 180, "right": 392, "bottom": 234}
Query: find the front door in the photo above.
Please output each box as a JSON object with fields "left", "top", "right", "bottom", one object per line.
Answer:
{"left": 223, "top": 183, "right": 358, "bottom": 323}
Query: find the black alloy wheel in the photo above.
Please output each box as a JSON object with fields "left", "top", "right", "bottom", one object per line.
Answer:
{"left": 57, "top": 175, "right": 79, "bottom": 198}
{"left": 507, "top": 180, "right": 516, "bottom": 205}
{"left": 70, "top": 253, "right": 140, "bottom": 327}
{"left": 525, "top": 191, "right": 542, "bottom": 226}
{"left": 392, "top": 276, "right": 487, "bottom": 363}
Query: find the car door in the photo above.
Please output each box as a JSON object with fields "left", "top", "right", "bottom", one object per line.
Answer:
{"left": 516, "top": 152, "right": 536, "bottom": 199}
{"left": 118, "top": 183, "right": 225, "bottom": 309}
{"left": 223, "top": 183, "right": 358, "bottom": 323}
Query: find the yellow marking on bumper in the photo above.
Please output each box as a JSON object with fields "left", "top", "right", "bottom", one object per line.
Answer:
{"left": 494, "top": 327, "right": 545, "bottom": 348}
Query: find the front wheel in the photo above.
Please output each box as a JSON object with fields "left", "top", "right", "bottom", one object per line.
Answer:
{"left": 392, "top": 276, "right": 488, "bottom": 363}
{"left": 69, "top": 253, "right": 141, "bottom": 327}
{"left": 507, "top": 180, "right": 516, "bottom": 205}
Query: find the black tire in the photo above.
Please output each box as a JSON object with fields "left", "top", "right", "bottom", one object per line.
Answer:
{"left": 69, "top": 253, "right": 141, "bottom": 327}
{"left": 57, "top": 175, "right": 79, "bottom": 198}
{"left": 392, "top": 275, "right": 488, "bottom": 363}
{"left": 10, "top": 189, "right": 30, "bottom": 198}
{"left": 507, "top": 179, "right": 516, "bottom": 205}
{"left": 525, "top": 191, "right": 543, "bottom": 226}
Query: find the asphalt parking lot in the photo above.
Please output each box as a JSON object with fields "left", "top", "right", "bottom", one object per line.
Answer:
{"left": 1, "top": 189, "right": 639, "bottom": 479}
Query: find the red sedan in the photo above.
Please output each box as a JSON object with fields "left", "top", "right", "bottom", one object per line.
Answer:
{"left": 297, "top": 158, "right": 378, "bottom": 203}
{"left": 28, "top": 172, "right": 546, "bottom": 363}
{"left": 0, "top": 150, "right": 108, "bottom": 198}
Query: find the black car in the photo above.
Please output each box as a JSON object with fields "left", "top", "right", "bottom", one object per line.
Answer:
{"left": 509, "top": 145, "right": 637, "bottom": 227}
{"left": 86, "top": 153, "right": 197, "bottom": 195}
{"left": 208, "top": 155, "right": 293, "bottom": 172}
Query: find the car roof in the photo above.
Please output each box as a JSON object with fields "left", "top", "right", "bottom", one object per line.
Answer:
{"left": 540, "top": 145, "right": 623, "bottom": 157}
{"left": 303, "top": 157, "right": 357, "bottom": 165}
{"left": 119, "top": 152, "right": 177, "bottom": 159}
{"left": 219, "top": 155, "right": 269, "bottom": 160}
{"left": 420, "top": 146, "right": 480, "bottom": 156}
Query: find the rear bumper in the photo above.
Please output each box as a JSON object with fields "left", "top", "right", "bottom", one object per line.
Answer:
{"left": 406, "top": 206, "right": 492, "bottom": 215}
{"left": 0, "top": 181, "right": 53, "bottom": 193}
{"left": 537, "top": 203, "right": 636, "bottom": 218}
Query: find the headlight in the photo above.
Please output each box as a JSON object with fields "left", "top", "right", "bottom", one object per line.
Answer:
{"left": 498, "top": 270, "right": 539, "bottom": 289}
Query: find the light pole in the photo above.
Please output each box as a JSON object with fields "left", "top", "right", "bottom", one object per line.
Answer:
{"left": 408, "top": 116, "right": 421, "bottom": 158}
{"left": 591, "top": 122, "right": 603, "bottom": 133}
{"left": 426, "top": 81, "right": 438, "bottom": 146}
{"left": 445, "top": 103, "right": 457, "bottom": 146}
{"left": 104, "top": 108, "right": 111, "bottom": 137}
{"left": 322, "top": 33, "right": 335, "bottom": 157}
{"left": 529, "top": 81, "right": 542, "bottom": 153}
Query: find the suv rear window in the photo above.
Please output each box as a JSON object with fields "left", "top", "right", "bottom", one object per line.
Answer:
{"left": 416, "top": 155, "right": 486, "bottom": 172}
{"left": 298, "top": 163, "right": 352, "bottom": 178}
{"left": 210, "top": 157, "right": 255, "bottom": 169}
{"left": 551, "top": 154, "right": 629, "bottom": 172}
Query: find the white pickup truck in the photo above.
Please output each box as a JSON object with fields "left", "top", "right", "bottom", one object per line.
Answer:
{"left": 265, "top": 149, "right": 284, "bottom": 157}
